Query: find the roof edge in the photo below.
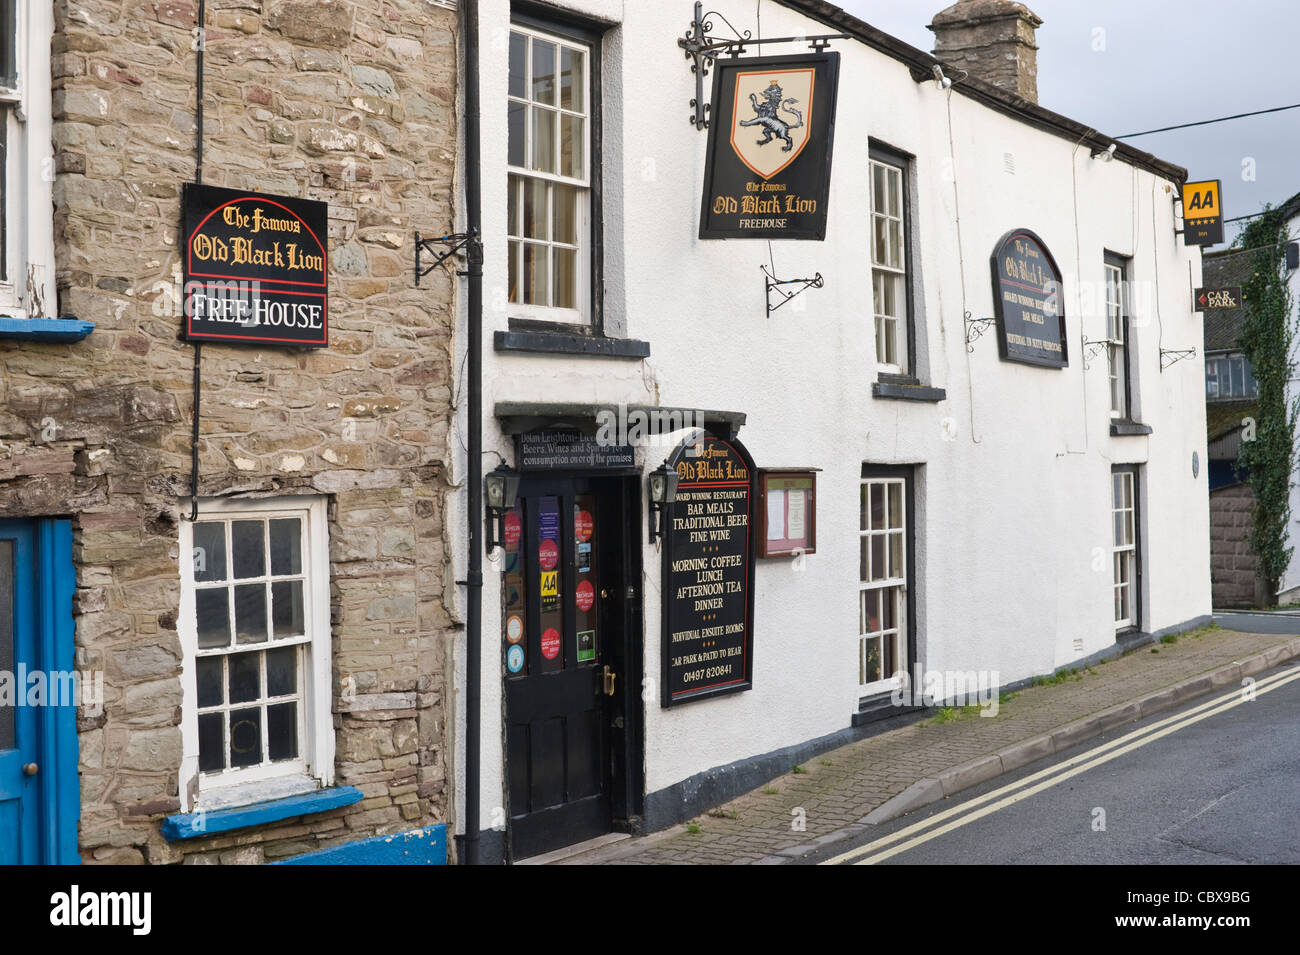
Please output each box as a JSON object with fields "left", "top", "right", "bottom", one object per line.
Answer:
{"left": 774, "top": 0, "right": 1188, "bottom": 185}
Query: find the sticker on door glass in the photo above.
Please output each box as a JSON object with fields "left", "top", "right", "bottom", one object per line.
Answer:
{"left": 506, "top": 615, "right": 524, "bottom": 644}
{"left": 504, "top": 580, "right": 522, "bottom": 609}
{"left": 541, "top": 627, "right": 561, "bottom": 660}
{"left": 539, "top": 508, "right": 559, "bottom": 541}
{"left": 577, "top": 630, "right": 596, "bottom": 663}
{"left": 574, "top": 509, "right": 593, "bottom": 542}
{"left": 540, "top": 570, "right": 559, "bottom": 612}
{"left": 538, "top": 538, "right": 559, "bottom": 572}
{"left": 577, "top": 541, "right": 592, "bottom": 572}
{"left": 576, "top": 579, "right": 595, "bottom": 612}
{"left": 507, "top": 644, "right": 525, "bottom": 674}
{"left": 504, "top": 511, "right": 522, "bottom": 549}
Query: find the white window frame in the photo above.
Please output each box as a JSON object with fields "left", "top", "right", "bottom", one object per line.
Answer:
{"left": 0, "top": 1, "right": 55, "bottom": 316}
{"left": 869, "top": 156, "right": 908, "bottom": 375}
{"left": 506, "top": 21, "right": 592, "bottom": 327}
{"left": 178, "top": 496, "right": 333, "bottom": 812}
{"left": 859, "top": 477, "right": 908, "bottom": 700}
{"left": 1104, "top": 261, "right": 1129, "bottom": 420}
{"left": 1112, "top": 470, "right": 1137, "bottom": 630}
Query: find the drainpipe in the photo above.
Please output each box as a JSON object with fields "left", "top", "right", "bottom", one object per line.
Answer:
{"left": 460, "top": 0, "right": 485, "bottom": 866}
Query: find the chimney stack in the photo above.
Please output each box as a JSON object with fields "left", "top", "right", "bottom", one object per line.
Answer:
{"left": 928, "top": 0, "right": 1043, "bottom": 103}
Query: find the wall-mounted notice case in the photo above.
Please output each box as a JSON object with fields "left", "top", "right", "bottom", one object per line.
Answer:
{"left": 757, "top": 469, "right": 817, "bottom": 557}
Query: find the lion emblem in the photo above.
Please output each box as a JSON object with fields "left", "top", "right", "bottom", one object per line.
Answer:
{"left": 738, "top": 80, "right": 804, "bottom": 152}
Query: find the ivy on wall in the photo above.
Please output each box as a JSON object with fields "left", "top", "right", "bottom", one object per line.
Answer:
{"left": 1235, "top": 207, "right": 1297, "bottom": 601}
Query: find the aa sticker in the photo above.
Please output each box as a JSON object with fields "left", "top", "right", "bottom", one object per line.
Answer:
{"left": 541, "top": 570, "right": 559, "bottom": 612}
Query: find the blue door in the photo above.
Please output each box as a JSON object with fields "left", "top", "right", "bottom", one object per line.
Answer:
{"left": 0, "top": 519, "right": 80, "bottom": 864}
{"left": 0, "top": 522, "right": 39, "bottom": 863}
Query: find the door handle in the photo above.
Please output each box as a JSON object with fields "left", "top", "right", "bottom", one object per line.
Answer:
{"left": 600, "top": 588, "right": 610, "bottom": 599}
{"left": 22, "top": 763, "right": 38, "bottom": 777}
{"left": 602, "top": 666, "right": 616, "bottom": 696}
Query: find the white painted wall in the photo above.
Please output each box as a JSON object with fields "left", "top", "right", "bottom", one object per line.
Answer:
{"left": 451, "top": 0, "right": 1212, "bottom": 834}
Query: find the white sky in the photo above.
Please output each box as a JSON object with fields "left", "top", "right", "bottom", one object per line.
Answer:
{"left": 824, "top": 0, "right": 1300, "bottom": 247}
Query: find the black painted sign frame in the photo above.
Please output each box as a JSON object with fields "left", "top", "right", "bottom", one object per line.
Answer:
{"left": 182, "top": 183, "right": 329, "bottom": 348}
{"left": 698, "top": 52, "right": 840, "bottom": 240}
{"left": 989, "top": 228, "right": 1069, "bottom": 369}
{"left": 660, "top": 429, "right": 756, "bottom": 707}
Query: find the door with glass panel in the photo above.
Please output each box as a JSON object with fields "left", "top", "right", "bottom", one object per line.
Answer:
{"left": 501, "top": 476, "right": 621, "bottom": 859}
{"left": 1112, "top": 467, "right": 1141, "bottom": 631}
{"left": 859, "top": 471, "right": 912, "bottom": 700}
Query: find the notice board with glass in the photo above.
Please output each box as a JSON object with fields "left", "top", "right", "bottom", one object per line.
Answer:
{"left": 757, "top": 470, "right": 817, "bottom": 558}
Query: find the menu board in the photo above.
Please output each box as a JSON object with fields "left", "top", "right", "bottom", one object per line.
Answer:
{"left": 661, "top": 432, "right": 756, "bottom": 706}
{"left": 990, "top": 229, "right": 1068, "bottom": 368}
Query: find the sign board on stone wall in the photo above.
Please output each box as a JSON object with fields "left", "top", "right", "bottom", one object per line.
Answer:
{"left": 989, "top": 228, "right": 1068, "bottom": 368}
{"left": 698, "top": 52, "right": 840, "bottom": 240}
{"left": 661, "top": 431, "right": 756, "bottom": 707}
{"left": 182, "top": 183, "right": 329, "bottom": 347}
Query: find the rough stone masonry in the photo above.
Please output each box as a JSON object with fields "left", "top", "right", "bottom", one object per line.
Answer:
{"left": 0, "top": 0, "right": 461, "bottom": 863}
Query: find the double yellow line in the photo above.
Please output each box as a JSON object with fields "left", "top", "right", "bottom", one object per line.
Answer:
{"left": 823, "top": 664, "right": 1300, "bottom": 865}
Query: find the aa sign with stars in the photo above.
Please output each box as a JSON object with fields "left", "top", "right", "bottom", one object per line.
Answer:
{"left": 1182, "top": 179, "right": 1224, "bottom": 247}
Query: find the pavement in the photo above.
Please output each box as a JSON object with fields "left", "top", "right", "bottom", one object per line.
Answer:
{"left": 559, "top": 619, "right": 1300, "bottom": 865}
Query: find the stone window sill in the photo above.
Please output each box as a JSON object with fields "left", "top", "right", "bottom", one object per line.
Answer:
{"left": 872, "top": 378, "right": 947, "bottom": 403}
{"left": 162, "top": 784, "right": 363, "bottom": 842}
{"left": 494, "top": 329, "right": 650, "bottom": 359}
{"left": 1110, "top": 420, "right": 1153, "bottom": 437}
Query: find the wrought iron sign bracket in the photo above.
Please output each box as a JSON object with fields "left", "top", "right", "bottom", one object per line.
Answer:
{"left": 415, "top": 228, "right": 482, "bottom": 285}
{"left": 762, "top": 264, "right": 823, "bottom": 317}
{"left": 1160, "top": 347, "right": 1197, "bottom": 371}
{"left": 1081, "top": 336, "right": 1112, "bottom": 371}
{"left": 964, "top": 312, "right": 996, "bottom": 352}
{"left": 679, "top": 0, "right": 848, "bottom": 130}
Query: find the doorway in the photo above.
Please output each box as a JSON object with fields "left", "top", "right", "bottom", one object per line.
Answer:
{"left": 500, "top": 475, "right": 641, "bottom": 859}
{"left": 0, "top": 519, "right": 79, "bottom": 864}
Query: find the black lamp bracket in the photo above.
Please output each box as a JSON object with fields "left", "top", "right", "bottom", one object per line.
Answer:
{"left": 1081, "top": 335, "right": 1112, "bottom": 370}
{"left": 762, "top": 264, "right": 823, "bottom": 316}
{"left": 679, "top": 1, "right": 848, "bottom": 130}
{"left": 415, "top": 228, "right": 482, "bottom": 285}
{"left": 964, "top": 311, "right": 996, "bottom": 352}
{"left": 1160, "top": 347, "right": 1197, "bottom": 371}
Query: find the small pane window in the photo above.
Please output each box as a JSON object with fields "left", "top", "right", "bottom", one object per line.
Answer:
{"left": 859, "top": 478, "right": 907, "bottom": 696}
{"left": 869, "top": 156, "right": 909, "bottom": 374}
{"left": 184, "top": 502, "right": 324, "bottom": 796}
{"left": 507, "top": 24, "right": 592, "bottom": 323}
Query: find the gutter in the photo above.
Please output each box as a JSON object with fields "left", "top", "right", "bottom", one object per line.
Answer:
{"left": 459, "top": 0, "right": 485, "bottom": 866}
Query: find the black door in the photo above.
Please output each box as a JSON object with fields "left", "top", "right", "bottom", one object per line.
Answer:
{"left": 502, "top": 476, "right": 625, "bottom": 858}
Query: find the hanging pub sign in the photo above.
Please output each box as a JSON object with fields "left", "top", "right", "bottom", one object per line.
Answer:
{"left": 661, "top": 430, "right": 756, "bottom": 707}
{"left": 182, "top": 183, "right": 329, "bottom": 347}
{"left": 1182, "top": 179, "right": 1224, "bottom": 247}
{"left": 989, "top": 228, "right": 1068, "bottom": 368}
{"left": 698, "top": 52, "right": 840, "bottom": 240}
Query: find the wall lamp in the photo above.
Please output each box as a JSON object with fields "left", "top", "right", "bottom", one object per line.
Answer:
{"left": 647, "top": 463, "right": 681, "bottom": 544}
{"left": 1091, "top": 142, "right": 1117, "bottom": 162}
{"left": 931, "top": 65, "right": 952, "bottom": 90}
{"left": 484, "top": 466, "right": 520, "bottom": 551}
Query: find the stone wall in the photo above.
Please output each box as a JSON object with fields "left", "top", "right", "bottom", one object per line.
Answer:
{"left": 0, "top": 0, "right": 459, "bottom": 862}
{"left": 1209, "top": 482, "right": 1266, "bottom": 609}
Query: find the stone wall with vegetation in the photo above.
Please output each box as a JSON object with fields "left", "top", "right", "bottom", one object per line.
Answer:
{"left": 0, "top": 0, "right": 459, "bottom": 862}
{"left": 1210, "top": 483, "right": 1267, "bottom": 609}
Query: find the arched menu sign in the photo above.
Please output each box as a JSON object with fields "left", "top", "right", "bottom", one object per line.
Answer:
{"left": 660, "top": 430, "right": 756, "bottom": 707}
{"left": 990, "top": 228, "right": 1068, "bottom": 368}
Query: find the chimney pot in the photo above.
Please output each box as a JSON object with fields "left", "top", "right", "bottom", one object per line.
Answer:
{"left": 929, "top": 0, "right": 1043, "bottom": 103}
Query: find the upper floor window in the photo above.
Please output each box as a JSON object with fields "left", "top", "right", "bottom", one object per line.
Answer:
{"left": 869, "top": 146, "right": 912, "bottom": 376}
{"left": 1104, "top": 255, "right": 1131, "bottom": 419}
{"left": 1205, "top": 353, "right": 1257, "bottom": 400}
{"left": 0, "top": 1, "right": 54, "bottom": 316}
{"left": 507, "top": 22, "right": 593, "bottom": 327}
